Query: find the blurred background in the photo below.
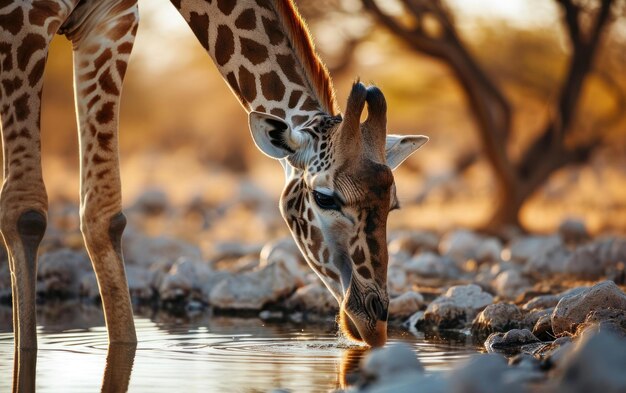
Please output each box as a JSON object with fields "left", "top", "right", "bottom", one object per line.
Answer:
{"left": 12, "top": 0, "right": 626, "bottom": 242}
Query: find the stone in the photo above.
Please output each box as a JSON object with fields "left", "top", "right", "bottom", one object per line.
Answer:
{"left": 159, "top": 258, "right": 213, "bottom": 302}
{"left": 521, "top": 294, "right": 559, "bottom": 311}
{"left": 562, "top": 238, "right": 626, "bottom": 279}
{"left": 484, "top": 329, "right": 540, "bottom": 353}
{"left": 552, "top": 280, "right": 626, "bottom": 336}
{"left": 123, "top": 231, "right": 203, "bottom": 267}
{"left": 130, "top": 187, "right": 169, "bottom": 215}
{"left": 558, "top": 218, "right": 590, "bottom": 244}
{"left": 389, "top": 291, "right": 424, "bottom": 319}
{"left": 439, "top": 229, "right": 484, "bottom": 264}
{"left": 574, "top": 308, "right": 626, "bottom": 338}
{"left": 259, "top": 236, "right": 304, "bottom": 267}
{"left": 475, "top": 238, "right": 503, "bottom": 263}
{"left": 404, "top": 252, "right": 460, "bottom": 279}
{"left": 492, "top": 269, "right": 531, "bottom": 300}
{"left": 387, "top": 266, "right": 408, "bottom": 295}
{"left": 552, "top": 330, "right": 626, "bottom": 393}
{"left": 523, "top": 307, "right": 553, "bottom": 331}
{"left": 509, "top": 235, "right": 561, "bottom": 264}
{"left": 523, "top": 245, "right": 571, "bottom": 278}
{"left": 209, "top": 259, "right": 300, "bottom": 310}
{"left": 125, "top": 266, "right": 155, "bottom": 300}
{"left": 449, "top": 354, "right": 524, "bottom": 393}
{"left": 37, "top": 249, "right": 92, "bottom": 298}
{"left": 284, "top": 283, "right": 338, "bottom": 315}
{"left": 532, "top": 314, "right": 554, "bottom": 341}
{"left": 359, "top": 343, "right": 423, "bottom": 386}
{"left": 420, "top": 284, "right": 493, "bottom": 329}
{"left": 0, "top": 262, "right": 11, "bottom": 302}
{"left": 472, "top": 303, "right": 523, "bottom": 337}
{"left": 387, "top": 230, "right": 439, "bottom": 256}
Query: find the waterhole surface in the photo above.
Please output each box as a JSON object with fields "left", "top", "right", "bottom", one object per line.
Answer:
{"left": 0, "top": 309, "right": 479, "bottom": 392}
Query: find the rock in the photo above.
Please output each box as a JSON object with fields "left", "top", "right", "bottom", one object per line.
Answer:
{"left": 284, "top": 283, "right": 338, "bottom": 315}
{"left": 562, "top": 238, "right": 626, "bottom": 279}
{"left": 125, "top": 266, "right": 154, "bottom": 300}
{"left": 259, "top": 237, "right": 304, "bottom": 267}
{"left": 209, "top": 260, "right": 300, "bottom": 310}
{"left": 484, "top": 329, "right": 540, "bottom": 353}
{"left": 523, "top": 307, "right": 553, "bottom": 331}
{"left": 552, "top": 280, "right": 626, "bottom": 336}
{"left": 79, "top": 273, "right": 99, "bottom": 300}
{"left": 357, "top": 343, "right": 423, "bottom": 390}
{"left": 552, "top": 330, "right": 626, "bottom": 393}
{"left": 449, "top": 354, "right": 524, "bottom": 393}
{"left": 387, "top": 267, "right": 408, "bottom": 295}
{"left": 420, "top": 284, "right": 493, "bottom": 329}
{"left": 159, "top": 258, "right": 213, "bottom": 302}
{"left": 37, "top": 249, "right": 92, "bottom": 298}
{"left": 522, "top": 294, "right": 559, "bottom": 311}
{"left": 388, "top": 230, "right": 439, "bottom": 256}
{"left": 509, "top": 235, "right": 561, "bottom": 264}
{"left": 492, "top": 269, "right": 531, "bottom": 299}
{"left": 532, "top": 314, "right": 554, "bottom": 341}
{"left": 389, "top": 291, "right": 424, "bottom": 319}
{"left": 558, "top": 218, "right": 590, "bottom": 244}
{"left": 574, "top": 308, "right": 626, "bottom": 338}
{"left": 404, "top": 252, "right": 460, "bottom": 279}
{"left": 472, "top": 303, "right": 523, "bottom": 337}
{"left": 523, "top": 245, "right": 571, "bottom": 278}
{"left": 130, "top": 187, "right": 169, "bottom": 215}
{"left": 439, "top": 229, "right": 484, "bottom": 264}
{"left": 123, "top": 231, "right": 203, "bottom": 267}
{"left": 476, "top": 238, "right": 503, "bottom": 263}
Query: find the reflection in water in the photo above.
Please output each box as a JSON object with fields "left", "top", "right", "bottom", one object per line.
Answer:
{"left": 0, "top": 305, "right": 479, "bottom": 392}
{"left": 101, "top": 344, "right": 136, "bottom": 393}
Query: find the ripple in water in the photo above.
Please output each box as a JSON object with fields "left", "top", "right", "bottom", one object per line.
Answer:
{"left": 0, "top": 315, "right": 479, "bottom": 392}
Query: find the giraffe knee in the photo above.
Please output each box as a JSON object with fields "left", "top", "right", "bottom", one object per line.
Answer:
{"left": 108, "top": 212, "right": 127, "bottom": 257}
{"left": 81, "top": 210, "right": 126, "bottom": 253}
{"left": 17, "top": 210, "right": 47, "bottom": 260}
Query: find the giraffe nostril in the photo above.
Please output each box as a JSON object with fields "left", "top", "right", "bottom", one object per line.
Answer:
{"left": 365, "top": 293, "right": 388, "bottom": 321}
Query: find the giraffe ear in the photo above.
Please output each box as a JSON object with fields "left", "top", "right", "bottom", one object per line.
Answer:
{"left": 249, "top": 111, "right": 306, "bottom": 159}
{"left": 385, "top": 135, "right": 429, "bottom": 170}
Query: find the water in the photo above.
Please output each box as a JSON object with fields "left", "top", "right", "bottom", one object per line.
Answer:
{"left": 0, "top": 305, "right": 479, "bottom": 392}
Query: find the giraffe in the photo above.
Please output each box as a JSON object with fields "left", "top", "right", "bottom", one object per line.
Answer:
{"left": 0, "top": 0, "right": 428, "bottom": 349}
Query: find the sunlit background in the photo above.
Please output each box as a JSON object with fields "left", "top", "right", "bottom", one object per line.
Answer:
{"left": 18, "top": 0, "right": 626, "bottom": 238}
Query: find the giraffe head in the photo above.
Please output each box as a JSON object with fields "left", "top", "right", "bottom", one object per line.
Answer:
{"left": 249, "top": 82, "right": 428, "bottom": 346}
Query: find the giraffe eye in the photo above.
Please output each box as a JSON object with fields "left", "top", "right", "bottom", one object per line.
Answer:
{"left": 313, "top": 190, "right": 339, "bottom": 210}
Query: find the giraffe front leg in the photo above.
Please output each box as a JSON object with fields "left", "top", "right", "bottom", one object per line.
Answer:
{"left": 67, "top": 1, "right": 139, "bottom": 344}
{"left": 0, "top": 1, "right": 75, "bottom": 349}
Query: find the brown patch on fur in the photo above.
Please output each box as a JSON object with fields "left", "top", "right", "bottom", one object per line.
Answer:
{"left": 0, "top": 7, "right": 24, "bottom": 35}
{"left": 270, "top": 107, "right": 286, "bottom": 118}
{"left": 215, "top": 25, "right": 234, "bottom": 66}
{"left": 276, "top": 54, "right": 303, "bottom": 85}
{"left": 240, "top": 37, "right": 268, "bottom": 65}
{"left": 260, "top": 71, "right": 285, "bottom": 101}
{"left": 96, "top": 102, "right": 115, "bottom": 124}
{"left": 14, "top": 93, "right": 30, "bottom": 121}
{"left": 29, "top": 0, "right": 60, "bottom": 26}
{"left": 235, "top": 8, "right": 256, "bottom": 30}
{"left": 1, "top": 76, "right": 22, "bottom": 96}
{"left": 99, "top": 69, "right": 119, "bottom": 95}
{"left": 28, "top": 57, "right": 45, "bottom": 87}
{"left": 288, "top": 90, "right": 303, "bottom": 108}
{"left": 108, "top": 13, "right": 136, "bottom": 41}
{"left": 216, "top": 0, "right": 236, "bottom": 15}
{"left": 189, "top": 11, "right": 209, "bottom": 49}
{"left": 17, "top": 33, "right": 46, "bottom": 70}
{"left": 238, "top": 66, "right": 257, "bottom": 102}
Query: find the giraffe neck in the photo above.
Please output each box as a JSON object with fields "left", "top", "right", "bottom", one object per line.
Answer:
{"left": 172, "top": 0, "right": 338, "bottom": 129}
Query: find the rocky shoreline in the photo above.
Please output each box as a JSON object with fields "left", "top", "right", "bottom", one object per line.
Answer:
{"left": 1, "top": 192, "right": 625, "bottom": 392}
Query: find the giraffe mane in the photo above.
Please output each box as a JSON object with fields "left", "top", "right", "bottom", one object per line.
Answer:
{"left": 273, "top": 0, "right": 339, "bottom": 116}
